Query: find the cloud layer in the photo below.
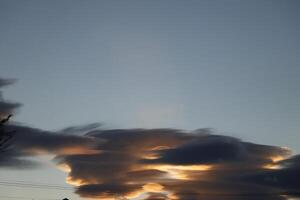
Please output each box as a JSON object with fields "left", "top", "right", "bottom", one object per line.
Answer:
{"left": 1, "top": 78, "right": 300, "bottom": 200}
{"left": 60, "top": 129, "right": 300, "bottom": 200}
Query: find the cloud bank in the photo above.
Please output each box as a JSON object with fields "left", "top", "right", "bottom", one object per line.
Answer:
{"left": 1, "top": 77, "right": 300, "bottom": 200}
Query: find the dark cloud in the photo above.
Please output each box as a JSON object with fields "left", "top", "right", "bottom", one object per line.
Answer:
{"left": 75, "top": 183, "right": 142, "bottom": 199}
{"left": 0, "top": 149, "right": 40, "bottom": 169}
{"left": 0, "top": 79, "right": 102, "bottom": 167}
{"left": 244, "top": 155, "right": 300, "bottom": 195}
{"left": 143, "top": 134, "right": 290, "bottom": 168}
{"left": 0, "top": 78, "right": 21, "bottom": 115}
{"left": 144, "top": 193, "right": 168, "bottom": 200}
{"left": 1, "top": 114, "right": 299, "bottom": 200}
{"left": 0, "top": 78, "right": 16, "bottom": 87}
{"left": 163, "top": 176, "right": 287, "bottom": 200}
{"left": 126, "top": 169, "right": 168, "bottom": 181}
{"left": 51, "top": 129, "right": 299, "bottom": 200}
{"left": 2, "top": 123, "right": 300, "bottom": 200}
{"left": 59, "top": 123, "right": 102, "bottom": 135}
{"left": 9, "top": 125, "right": 100, "bottom": 153}
{"left": 0, "top": 124, "right": 101, "bottom": 169}
{"left": 279, "top": 155, "right": 300, "bottom": 168}
{"left": 0, "top": 102, "right": 21, "bottom": 116}
{"left": 1, "top": 77, "right": 300, "bottom": 200}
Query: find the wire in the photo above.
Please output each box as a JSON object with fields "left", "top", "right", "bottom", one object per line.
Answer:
{"left": 0, "top": 195, "right": 59, "bottom": 200}
{"left": 0, "top": 180, "right": 76, "bottom": 200}
{"left": 0, "top": 180, "right": 73, "bottom": 191}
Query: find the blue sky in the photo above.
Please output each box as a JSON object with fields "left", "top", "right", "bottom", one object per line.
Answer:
{"left": 0, "top": 1, "right": 300, "bottom": 199}
{"left": 1, "top": 0, "right": 299, "bottom": 150}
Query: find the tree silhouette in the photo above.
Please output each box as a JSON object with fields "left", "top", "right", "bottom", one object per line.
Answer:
{"left": 0, "top": 114, "right": 15, "bottom": 151}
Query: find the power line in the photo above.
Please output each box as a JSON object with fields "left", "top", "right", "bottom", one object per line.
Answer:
{"left": 0, "top": 180, "right": 73, "bottom": 191}
{"left": 0, "top": 180, "right": 76, "bottom": 200}
{"left": 0, "top": 195, "right": 59, "bottom": 200}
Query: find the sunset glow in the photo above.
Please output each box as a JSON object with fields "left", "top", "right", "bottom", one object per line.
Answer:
{"left": 142, "top": 183, "right": 164, "bottom": 192}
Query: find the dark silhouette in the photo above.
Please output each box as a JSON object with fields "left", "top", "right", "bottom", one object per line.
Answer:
{"left": 62, "top": 198, "right": 69, "bottom": 200}
{"left": 0, "top": 114, "right": 15, "bottom": 151}
{"left": 0, "top": 114, "right": 12, "bottom": 124}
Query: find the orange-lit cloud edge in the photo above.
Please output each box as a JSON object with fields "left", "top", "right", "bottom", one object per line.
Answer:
{"left": 51, "top": 130, "right": 297, "bottom": 200}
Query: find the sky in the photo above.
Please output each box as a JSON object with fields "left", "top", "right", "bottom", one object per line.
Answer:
{"left": 0, "top": 0, "right": 300, "bottom": 200}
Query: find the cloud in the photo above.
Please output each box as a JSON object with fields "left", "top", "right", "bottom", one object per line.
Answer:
{"left": 2, "top": 124, "right": 299, "bottom": 199}
{"left": 0, "top": 79, "right": 101, "bottom": 168}
{"left": 76, "top": 183, "right": 143, "bottom": 199}
{"left": 244, "top": 155, "right": 300, "bottom": 194}
{"left": 144, "top": 193, "right": 168, "bottom": 200}
{"left": 59, "top": 123, "right": 102, "bottom": 135}
{"left": 52, "top": 129, "right": 299, "bottom": 200}
{"left": 0, "top": 78, "right": 16, "bottom": 87}
{"left": 0, "top": 149, "right": 40, "bottom": 169}
{"left": 1, "top": 77, "right": 300, "bottom": 200}
{"left": 0, "top": 124, "right": 101, "bottom": 169}
{"left": 143, "top": 134, "right": 291, "bottom": 167}
{"left": 0, "top": 78, "right": 21, "bottom": 116}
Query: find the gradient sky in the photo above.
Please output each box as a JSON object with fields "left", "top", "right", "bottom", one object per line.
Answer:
{"left": 0, "top": 1, "right": 300, "bottom": 200}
